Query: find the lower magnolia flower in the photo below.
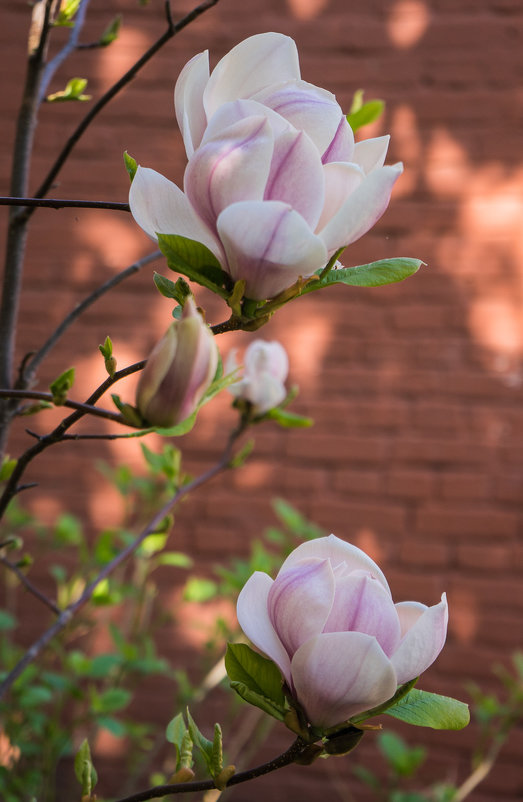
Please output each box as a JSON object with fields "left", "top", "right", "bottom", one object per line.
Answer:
{"left": 227, "top": 339, "right": 288, "bottom": 414}
{"left": 136, "top": 297, "right": 218, "bottom": 427}
{"left": 237, "top": 535, "right": 448, "bottom": 729}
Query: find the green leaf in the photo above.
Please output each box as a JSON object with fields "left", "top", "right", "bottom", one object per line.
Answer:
{"left": 54, "top": 513, "right": 82, "bottom": 546}
{"left": 230, "top": 680, "right": 287, "bottom": 721}
{"left": 166, "top": 713, "right": 192, "bottom": 770}
{"left": 186, "top": 709, "right": 215, "bottom": 776}
{"left": 49, "top": 367, "right": 75, "bottom": 404}
{"left": 158, "top": 234, "right": 229, "bottom": 298}
{"left": 225, "top": 643, "right": 286, "bottom": 714}
{"left": 347, "top": 99, "right": 385, "bottom": 131}
{"left": 153, "top": 272, "right": 191, "bottom": 303}
{"left": 384, "top": 689, "right": 470, "bottom": 730}
{"left": 0, "top": 455, "right": 17, "bottom": 481}
{"left": 156, "top": 551, "right": 193, "bottom": 568}
{"left": 0, "top": 610, "right": 16, "bottom": 631}
{"left": 97, "top": 715, "right": 127, "bottom": 737}
{"left": 92, "top": 687, "right": 132, "bottom": 714}
{"left": 47, "top": 77, "right": 91, "bottom": 102}
{"left": 378, "top": 731, "right": 426, "bottom": 777}
{"left": 124, "top": 151, "right": 138, "bottom": 182}
{"left": 183, "top": 577, "right": 218, "bottom": 602}
{"left": 99, "top": 14, "right": 122, "bottom": 46}
{"left": 74, "top": 739, "right": 98, "bottom": 797}
{"left": 265, "top": 408, "right": 313, "bottom": 428}
{"left": 53, "top": 0, "right": 81, "bottom": 26}
{"left": 301, "top": 258, "right": 424, "bottom": 295}
{"left": 88, "top": 654, "right": 123, "bottom": 678}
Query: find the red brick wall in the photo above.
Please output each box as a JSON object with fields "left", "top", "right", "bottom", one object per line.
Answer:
{"left": 2, "top": 0, "right": 523, "bottom": 799}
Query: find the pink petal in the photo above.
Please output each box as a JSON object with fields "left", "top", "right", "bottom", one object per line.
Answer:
{"left": 322, "top": 115, "right": 355, "bottom": 164}
{"left": 316, "top": 162, "right": 364, "bottom": 233}
{"left": 185, "top": 115, "right": 273, "bottom": 232}
{"left": 324, "top": 571, "right": 402, "bottom": 657}
{"left": 391, "top": 594, "right": 449, "bottom": 685}
{"left": 203, "top": 33, "right": 301, "bottom": 120}
{"left": 291, "top": 631, "right": 398, "bottom": 728}
{"left": 318, "top": 163, "right": 403, "bottom": 254}
{"left": 129, "top": 166, "right": 220, "bottom": 256}
{"left": 174, "top": 51, "right": 210, "bottom": 157}
{"left": 237, "top": 571, "right": 292, "bottom": 685}
{"left": 277, "top": 535, "right": 390, "bottom": 594}
{"left": 264, "top": 129, "right": 325, "bottom": 229}
{"left": 217, "top": 200, "right": 328, "bottom": 300}
{"left": 244, "top": 340, "right": 289, "bottom": 383}
{"left": 268, "top": 559, "right": 335, "bottom": 657}
{"left": 353, "top": 135, "right": 390, "bottom": 174}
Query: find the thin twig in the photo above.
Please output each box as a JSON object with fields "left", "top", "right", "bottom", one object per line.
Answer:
{"left": 22, "top": 0, "right": 220, "bottom": 220}
{"left": 113, "top": 737, "right": 308, "bottom": 802}
{"left": 38, "top": 0, "right": 91, "bottom": 102}
{"left": 0, "top": 360, "right": 145, "bottom": 519}
{"left": 0, "top": 420, "right": 247, "bottom": 700}
{"left": 0, "top": 389, "right": 135, "bottom": 426}
{"left": 0, "top": 196, "right": 130, "bottom": 212}
{"left": 0, "top": 554, "right": 60, "bottom": 616}
{"left": 24, "top": 250, "right": 160, "bottom": 382}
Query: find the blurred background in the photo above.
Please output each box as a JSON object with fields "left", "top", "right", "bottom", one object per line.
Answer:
{"left": 1, "top": 0, "right": 523, "bottom": 799}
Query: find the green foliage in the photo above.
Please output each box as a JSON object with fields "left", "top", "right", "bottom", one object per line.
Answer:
{"left": 53, "top": 0, "right": 82, "bottom": 26}
{"left": 74, "top": 739, "right": 97, "bottom": 797}
{"left": 158, "top": 233, "right": 230, "bottom": 299}
{"left": 346, "top": 89, "right": 385, "bottom": 131}
{"left": 153, "top": 272, "right": 191, "bottom": 304}
{"left": 384, "top": 689, "right": 470, "bottom": 730}
{"left": 301, "top": 258, "right": 425, "bottom": 294}
{"left": 46, "top": 78, "right": 91, "bottom": 102}
{"left": 49, "top": 367, "right": 75, "bottom": 405}
{"left": 99, "top": 14, "right": 122, "bottom": 46}
{"left": 99, "top": 335, "right": 116, "bottom": 378}
{"left": 226, "top": 642, "right": 287, "bottom": 721}
{"left": 124, "top": 150, "right": 138, "bottom": 181}
{"left": 378, "top": 732, "right": 426, "bottom": 777}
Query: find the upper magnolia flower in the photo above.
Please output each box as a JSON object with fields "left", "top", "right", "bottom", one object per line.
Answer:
{"left": 227, "top": 339, "right": 289, "bottom": 414}
{"left": 130, "top": 33, "right": 403, "bottom": 301}
{"left": 237, "top": 535, "right": 448, "bottom": 730}
{"left": 136, "top": 297, "right": 218, "bottom": 427}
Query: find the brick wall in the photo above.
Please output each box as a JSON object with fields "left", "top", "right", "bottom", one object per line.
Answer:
{"left": 1, "top": 0, "right": 523, "bottom": 799}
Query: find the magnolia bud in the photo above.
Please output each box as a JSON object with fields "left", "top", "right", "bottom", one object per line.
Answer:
{"left": 136, "top": 298, "right": 218, "bottom": 427}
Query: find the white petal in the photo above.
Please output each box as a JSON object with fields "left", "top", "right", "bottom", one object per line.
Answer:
{"left": 316, "top": 162, "right": 364, "bottom": 233}
{"left": 203, "top": 33, "right": 301, "bottom": 119}
{"left": 268, "top": 559, "right": 335, "bottom": 656}
{"left": 129, "top": 166, "right": 220, "bottom": 255}
{"left": 202, "top": 99, "right": 291, "bottom": 146}
{"left": 353, "top": 135, "right": 390, "bottom": 174}
{"left": 252, "top": 79, "right": 342, "bottom": 155}
{"left": 174, "top": 51, "right": 210, "bottom": 157}
{"left": 291, "top": 631, "right": 398, "bottom": 728}
{"left": 217, "top": 200, "right": 327, "bottom": 300}
{"left": 237, "top": 571, "right": 292, "bottom": 685}
{"left": 264, "top": 129, "right": 325, "bottom": 229}
{"left": 318, "top": 163, "right": 403, "bottom": 254}
{"left": 324, "top": 571, "right": 402, "bottom": 657}
{"left": 278, "top": 534, "right": 390, "bottom": 594}
{"left": 244, "top": 340, "right": 289, "bottom": 383}
{"left": 185, "top": 116, "right": 273, "bottom": 232}
{"left": 391, "top": 594, "right": 449, "bottom": 685}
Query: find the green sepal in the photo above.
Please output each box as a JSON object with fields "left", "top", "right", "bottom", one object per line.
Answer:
{"left": 50, "top": 367, "right": 75, "bottom": 405}
{"left": 265, "top": 408, "right": 313, "bottom": 428}
{"left": 301, "top": 258, "right": 424, "bottom": 294}
{"left": 74, "top": 738, "right": 98, "bottom": 797}
{"left": 47, "top": 77, "right": 91, "bottom": 102}
{"left": 225, "top": 642, "right": 286, "bottom": 721}
{"left": 111, "top": 394, "right": 143, "bottom": 427}
{"left": 227, "top": 279, "right": 246, "bottom": 316}
{"left": 383, "top": 689, "right": 470, "bottom": 730}
{"left": 124, "top": 151, "right": 138, "bottom": 182}
{"left": 186, "top": 709, "right": 217, "bottom": 777}
{"left": 158, "top": 234, "right": 229, "bottom": 298}
{"left": 99, "top": 14, "right": 122, "bottom": 46}
{"left": 153, "top": 272, "right": 191, "bottom": 303}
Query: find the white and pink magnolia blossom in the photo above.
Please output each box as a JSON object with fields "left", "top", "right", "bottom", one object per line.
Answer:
{"left": 136, "top": 297, "right": 218, "bottom": 427}
{"left": 227, "top": 339, "right": 289, "bottom": 414}
{"left": 237, "top": 535, "right": 448, "bottom": 730}
{"left": 130, "top": 33, "right": 403, "bottom": 301}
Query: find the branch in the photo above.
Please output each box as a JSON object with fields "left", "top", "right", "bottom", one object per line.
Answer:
{"left": 0, "top": 420, "right": 246, "bottom": 700}
{"left": 0, "top": 554, "right": 60, "bottom": 616}
{"left": 23, "top": 0, "right": 220, "bottom": 219}
{"left": 23, "top": 250, "right": 160, "bottom": 382}
{"left": 0, "top": 389, "right": 136, "bottom": 426}
{"left": 0, "top": 360, "right": 145, "bottom": 519}
{"left": 0, "top": 196, "right": 130, "bottom": 212}
{"left": 38, "top": 0, "right": 91, "bottom": 102}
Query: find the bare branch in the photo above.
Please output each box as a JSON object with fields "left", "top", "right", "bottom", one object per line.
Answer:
{"left": 0, "top": 554, "right": 60, "bottom": 616}
{"left": 0, "top": 196, "right": 129, "bottom": 212}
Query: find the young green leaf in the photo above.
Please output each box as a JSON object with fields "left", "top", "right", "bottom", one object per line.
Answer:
{"left": 230, "top": 680, "right": 287, "bottom": 721}
{"left": 384, "top": 689, "right": 470, "bottom": 730}
{"left": 157, "top": 234, "right": 229, "bottom": 298}
{"left": 50, "top": 367, "right": 75, "bottom": 405}
{"left": 153, "top": 272, "right": 191, "bottom": 303}
{"left": 74, "top": 739, "right": 98, "bottom": 797}
{"left": 99, "top": 14, "right": 122, "bottom": 46}
{"left": 225, "top": 643, "right": 286, "bottom": 714}
{"left": 47, "top": 77, "right": 91, "bottom": 102}
{"left": 265, "top": 408, "right": 313, "bottom": 428}
{"left": 212, "top": 723, "right": 224, "bottom": 776}
{"left": 301, "top": 258, "right": 424, "bottom": 294}
{"left": 124, "top": 151, "right": 138, "bottom": 182}
{"left": 166, "top": 712, "right": 191, "bottom": 770}
{"left": 186, "top": 709, "right": 215, "bottom": 776}
{"left": 347, "top": 99, "right": 385, "bottom": 132}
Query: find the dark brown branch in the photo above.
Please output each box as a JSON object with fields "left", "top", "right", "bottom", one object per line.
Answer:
{"left": 0, "top": 196, "right": 130, "bottom": 212}
{"left": 22, "top": 0, "right": 220, "bottom": 220}
{"left": 113, "top": 737, "right": 308, "bottom": 802}
{"left": 0, "top": 389, "right": 135, "bottom": 426}
{"left": 0, "top": 554, "right": 60, "bottom": 616}
{"left": 0, "top": 420, "right": 246, "bottom": 700}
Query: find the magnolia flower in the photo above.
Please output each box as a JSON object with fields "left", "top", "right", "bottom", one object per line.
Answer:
{"left": 237, "top": 535, "right": 448, "bottom": 730}
{"left": 136, "top": 297, "right": 218, "bottom": 427}
{"left": 130, "top": 33, "right": 402, "bottom": 300}
{"left": 227, "top": 339, "right": 288, "bottom": 414}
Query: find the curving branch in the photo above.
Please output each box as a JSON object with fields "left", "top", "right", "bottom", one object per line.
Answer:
{"left": 0, "top": 554, "right": 60, "bottom": 616}
{"left": 0, "top": 196, "right": 130, "bottom": 212}
{"left": 0, "top": 419, "right": 247, "bottom": 700}
{"left": 38, "top": 0, "right": 92, "bottom": 103}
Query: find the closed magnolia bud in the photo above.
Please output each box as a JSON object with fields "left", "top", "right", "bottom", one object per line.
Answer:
{"left": 136, "top": 298, "right": 218, "bottom": 428}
